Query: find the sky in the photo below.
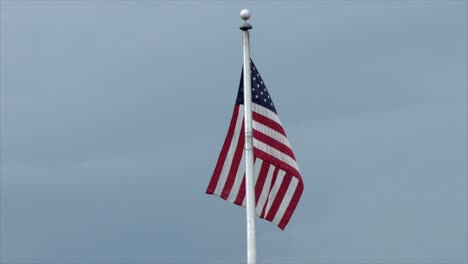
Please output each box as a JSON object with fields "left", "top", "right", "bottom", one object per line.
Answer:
{"left": 0, "top": 1, "right": 467, "bottom": 264}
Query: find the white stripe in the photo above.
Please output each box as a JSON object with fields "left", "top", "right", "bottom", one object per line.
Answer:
{"left": 264, "top": 169, "right": 286, "bottom": 217}
{"left": 253, "top": 120, "right": 291, "bottom": 148}
{"left": 255, "top": 164, "right": 275, "bottom": 215}
{"left": 226, "top": 153, "right": 246, "bottom": 202}
{"left": 253, "top": 158, "right": 262, "bottom": 182}
{"left": 252, "top": 103, "right": 282, "bottom": 125}
{"left": 272, "top": 177, "right": 299, "bottom": 225}
{"left": 214, "top": 108, "right": 244, "bottom": 196}
{"left": 253, "top": 140, "right": 299, "bottom": 171}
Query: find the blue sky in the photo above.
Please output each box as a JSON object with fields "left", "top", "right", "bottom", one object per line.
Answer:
{"left": 1, "top": 1, "right": 466, "bottom": 264}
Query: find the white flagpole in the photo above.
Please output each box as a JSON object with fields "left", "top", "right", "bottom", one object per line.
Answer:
{"left": 240, "top": 9, "right": 257, "bottom": 264}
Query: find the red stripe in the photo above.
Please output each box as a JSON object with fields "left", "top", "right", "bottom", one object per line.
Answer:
{"left": 252, "top": 112, "right": 286, "bottom": 137}
{"left": 254, "top": 148, "right": 302, "bottom": 180}
{"left": 233, "top": 175, "right": 246, "bottom": 205}
{"left": 254, "top": 160, "right": 270, "bottom": 205}
{"left": 260, "top": 167, "right": 279, "bottom": 219}
{"left": 220, "top": 122, "right": 245, "bottom": 200}
{"left": 265, "top": 174, "right": 292, "bottom": 222}
{"left": 278, "top": 181, "right": 304, "bottom": 230}
{"left": 206, "top": 106, "right": 240, "bottom": 194}
{"left": 234, "top": 157, "right": 264, "bottom": 206}
{"left": 253, "top": 130, "right": 296, "bottom": 160}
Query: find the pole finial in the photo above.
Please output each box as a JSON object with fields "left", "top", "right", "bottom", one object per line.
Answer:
{"left": 240, "top": 9, "right": 251, "bottom": 21}
{"left": 239, "top": 9, "right": 252, "bottom": 31}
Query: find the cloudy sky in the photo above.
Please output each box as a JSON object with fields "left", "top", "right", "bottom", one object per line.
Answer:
{"left": 1, "top": 1, "right": 466, "bottom": 264}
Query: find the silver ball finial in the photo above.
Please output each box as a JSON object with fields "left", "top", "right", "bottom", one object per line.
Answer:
{"left": 240, "top": 9, "right": 251, "bottom": 21}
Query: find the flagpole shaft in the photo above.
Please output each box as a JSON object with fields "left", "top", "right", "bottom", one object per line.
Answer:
{"left": 240, "top": 15, "right": 257, "bottom": 264}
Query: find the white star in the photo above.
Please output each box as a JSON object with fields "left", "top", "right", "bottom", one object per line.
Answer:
{"left": 261, "top": 81, "right": 263, "bottom": 84}
{"left": 253, "top": 77, "right": 256, "bottom": 80}
{"left": 257, "top": 74, "right": 259, "bottom": 77}
{"left": 264, "top": 99, "right": 267, "bottom": 102}
{"left": 255, "top": 95, "right": 259, "bottom": 98}
{"left": 260, "top": 91, "right": 263, "bottom": 95}
{"left": 257, "top": 84, "right": 260, "bottom": 87}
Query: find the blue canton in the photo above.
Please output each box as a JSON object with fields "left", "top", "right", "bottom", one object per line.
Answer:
{"left": 236, "top": 61, "right": 277, "bottom": 114}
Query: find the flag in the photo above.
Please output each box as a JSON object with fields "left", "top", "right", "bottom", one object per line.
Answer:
{"left": 206, "top": 60, "right": 304, "bottom": 230}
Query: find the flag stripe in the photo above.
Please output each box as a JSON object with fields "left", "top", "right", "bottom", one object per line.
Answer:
{"left": 253, "top": 140, "right": 299, "bottom": 171}
{"left": 263, "top": 169, "right": 286, "bottom": 218}
{"left": 220, "top": 122, "right": 245, "bottom": 199}
{"left": 278, "top": 181, "right": 304, "bottom": 230}
{"left": 253, "top": 131, "right": 295, "bottom": 160}
{"left": 206, "top": 106, "right": 241, "bottom": 194}
{"left": 214, "top": 109, "right": 244, "bottom": 196}
{"left": 229, "top": 158, "right": 260, "bottom": 203}
{"left": 241, "top": 193, "right": 247, "bottom": 207}
{"left": 253, "top": 120, "right": 291, "bottom": 149}
{"left": 265, "top": 173, "right": 292, "bottom": 221}
{"left": 273, "top": 177, "right": 299, "bottom": 226}
{"left": 234, "top": 176, "right": 246, "bottom": 206}
{"left": 226, "top": 153, "right": 246, "bottom": 202}
{"left": 254, "top": 148, "right": 301, "bottom": 178}
{"left": 254, "top": 160, "right": 270, "bottom": 204}
{"left": 252, "top": 103, "right": 282, "bottom": 125}
{"left": 260, "top": 166, "right": 279, "bottom": 219}
{"left": 255, "top": 163, "right": 275, "bottom": 216}
{"left": 252, "top": 112, "right": 287, "bottom": 137}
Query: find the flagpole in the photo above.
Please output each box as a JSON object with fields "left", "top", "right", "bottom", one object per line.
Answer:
{"left": 240, "top": 9, "right": 257, "bottom": 264}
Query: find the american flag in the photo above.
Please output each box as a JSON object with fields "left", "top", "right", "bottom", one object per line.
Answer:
{"left": 206, "top": 60, "right": 304, "bottom": 230}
